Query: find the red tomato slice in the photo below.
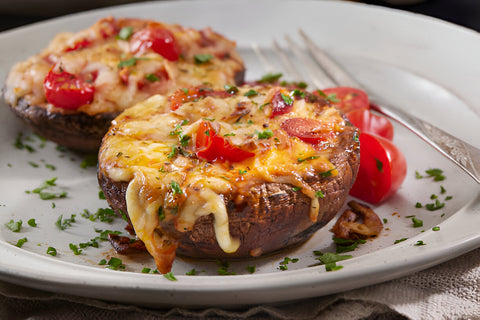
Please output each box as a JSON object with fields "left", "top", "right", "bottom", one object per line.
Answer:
{"left": 349, "top": 133, "right": 407, "bottom": 204}
{"left": 281, "top": 118, "right": 336, "bottom": 145}
{"left": 196, "top": 121, "right": 254, "bottom": 163}
{"left": 321, "top": 87, "right": 370, "bottom": 113}
{"left": 346, "top": 108, "right": 394, "bottom": 141}
{"left": 270, "top": 90, "right": 293, "bottom": 117}
{"left": 130, "top": 28, "right": 180, "bottom": 61}
{"left": 44, "top": 69, "right": 95, "bottom": 110}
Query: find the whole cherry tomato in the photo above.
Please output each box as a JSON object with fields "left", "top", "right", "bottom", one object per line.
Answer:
{"left": 196, "top": 121, "right": 254, "bottom": 163}
{"left": 43, "top": 68, "right": 95, "bottom": 110}
{"left": 346, "top": 108, "right": 394, "bottom": 141}
{"left": 349, "top": 132, "right": 407, "bottom": 204}
{"left": 130, "top": 28, "right": 180, "bottom": 61}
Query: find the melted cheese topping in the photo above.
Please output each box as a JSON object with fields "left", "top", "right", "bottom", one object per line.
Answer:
{"left": 4, "top": 17, "right": 244, "bottom": 116}
{"left": 99, "top": 84, "right": 348, "bottom": 271}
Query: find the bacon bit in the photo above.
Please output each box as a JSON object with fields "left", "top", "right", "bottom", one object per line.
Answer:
{"left": 331, "top": 200, "right": 383, "bottom": 240}
{"left": 108, "top": 233, "right": 147, "bottom": 254}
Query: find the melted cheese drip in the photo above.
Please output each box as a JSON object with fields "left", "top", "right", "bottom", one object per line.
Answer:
{"left": 177, "top": 188, "right": 240, "bottom": 253}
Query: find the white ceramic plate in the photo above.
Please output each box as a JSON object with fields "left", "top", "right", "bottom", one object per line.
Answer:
{"left": 1, "top": 0, "right": 479, "bottom": 308}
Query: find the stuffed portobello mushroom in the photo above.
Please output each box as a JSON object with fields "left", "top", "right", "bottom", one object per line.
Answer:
{"left": 3, "top": 17, "right": 245, "bottom": 152}
{"left": 98, "top": 84, "right": 360, "bottom": 273}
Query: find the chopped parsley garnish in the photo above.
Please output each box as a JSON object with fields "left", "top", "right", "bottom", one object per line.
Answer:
{"left": 244, "top": 89, "right": 258, "bottom": 97}
{"left": 425, "top": 168, "right": 446, "bottom": 181}
{"left": 256, "top": 128, "right": 273, "bottom": 139}
{"left": 186, "top": 268, "right": 197, "bottom": 276}
{"left": 246, "top": 265, "right": 256, "bottom": 274}
{"left": 28, "top": 161, "right": 39, "bottom": 168}
{"left": 425, "top": 199, "right": 445, "bottom": 211}
{"left": 224, "top": 84, "right": 238, "bottom": 94}
{"left": 102, "top": 257, "right": 125, "bottom": 270}
{"left": 95, "top": 228, "right": 122, "bottom": 241}
{"left": 27, "top": 219, "right": 37, "bottom": 227}
{"left": 98, "top": 190, "right": 106, "bottom": 200}
{"left": 315, "top": 190, "right": 325, "bottom": 198}
{"left": 117, "top": 26, "right": 134, "bottom": 40}
{"left": 80, "top": 154, "right": 98, "bottom": 169}
{"left": 394, "top": 238, "right": 408, "bottom": 244}
{"left": 238, "top": 169, "right": 247, "bottom": 175}
{"left": 298, "top": 155, "right": 319, "bottom": 163}
{"left": 432, "top": 226, "right": 440, "bottom": 231}
{"left": 292, "top": 89, "right": 306, "bottom": 98}
{"left": 292, "top": 186, "right": 302, "bottom": 192}
{"left": 15, "top": 237, "right": 28, "bottom": 248}
{"left": 333, "top": 237, "right": 366, "bottom": 253}
{"left": 145, "top": 73, "right": 160, "bottom": 82}
{"left": 258, "top": 72, "right": 282, "bottom": 83}
{"left": 313, "top": 251, "right": 351, "bottom": 271}
{"left": 28, "top": 177, "right": 67, "bottom": 200}
{"left": 280, "top": 93, "right": 293, "bottom": 105}
{"left": 69, "top": 243, "right": 83, "bottom": 255}
{"left": 375, "top": 158, "right": 384, "bottom": 172}
{"left": 278, "top": 256, "right": 299, "bottom": 271}
{"left": 117, "top": 57, "right": 149, "bottom": 68}
{"left": 412, "top": 217, "right": 423, "bottom": 228}
{"left": 170, "top": 181, "right": 183, "bottom": 195}
{"left": 158, "top": 206, "right": 165, "bottom": 221}
{"left": 414, "top": 240, "right": 426, "bottom": 246}
{"left": 315, "top": 90, "right": 340, "bottom": 103}
{"left": 163, "top": 271, "right": 178, "bottom": 281}
{"left": 81, "top": 208, "right": 116, "bottom": 223}
{"left": 194, "top": 54, "right": 213, "bottom": 64}
{"left": 217, "top": 260, "right": 236, "bottom": 275}
{"left": 47, "top": 247, "right": 57, "bottom": 256}
{"left": 14, "top": 132, "right": 35, "bottom": 152}
{"left": 55, "top": 214, "right": 76, "bottom": 230}
{"left": 319, "top": 169, "right": 336, "bottom": 178}
{"left": 5, "top": 219, "right": 22, "bottom": 232}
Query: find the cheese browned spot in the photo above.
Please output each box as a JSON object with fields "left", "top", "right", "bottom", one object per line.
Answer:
{"left": 99, "top": 84, "right": 349, "bottom": 273}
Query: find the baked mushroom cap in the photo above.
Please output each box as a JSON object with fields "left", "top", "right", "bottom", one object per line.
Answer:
{"left": 98, "top": 84, "right": 360, "bottom": 273}
{"left": 3, "top": 17, "right": 245, "bottom": 152}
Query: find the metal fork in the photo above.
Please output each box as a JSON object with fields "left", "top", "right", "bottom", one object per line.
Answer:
{"left": 252, "top": 30, "right": 480, "bottom": 184}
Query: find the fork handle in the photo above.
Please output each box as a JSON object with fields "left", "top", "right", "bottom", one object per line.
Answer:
{"left": 369, "top": 98, "right": 480, "bottom": 184}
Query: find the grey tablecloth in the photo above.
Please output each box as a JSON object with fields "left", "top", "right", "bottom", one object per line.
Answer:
{"left": 1, "top": 247, "right": 479, "bottom": 320}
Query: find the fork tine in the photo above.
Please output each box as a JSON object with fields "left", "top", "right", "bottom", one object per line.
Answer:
{"left": 282, "top": 34, "right": 336, "bottom": 89}
{"left": 251, "top": 42, "right": 276, "bottom": 74}
{"left": 272, "top": 40, "right": 303, "bottom": 81}
{"left": 298, "top": 29, "right": 361, "bottom": 89}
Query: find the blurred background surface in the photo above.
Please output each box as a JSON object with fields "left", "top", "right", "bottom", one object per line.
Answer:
{"left": 1, "top": 0, "right": 479, "bottom": 32}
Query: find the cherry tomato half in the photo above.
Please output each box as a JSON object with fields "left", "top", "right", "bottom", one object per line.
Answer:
{"left": 44, "top": 69, "right": 95, "bottom": 110}
{"left": 320, "top": 87, "right": 370, "bottom": 114}
{"left": 196, "top": 121, "right": 254, "bottom": 163}
{"left": 130, "top": 28, "right": 180, "bottom": 61}
{"left": 281, "top": 117, "right": 336, "bottom": 145}
{"left": 349, "top": 132, "right": 407, "bottom": 204}
{"left": 346, "top": 108, "right": 394, "bottom": 141}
